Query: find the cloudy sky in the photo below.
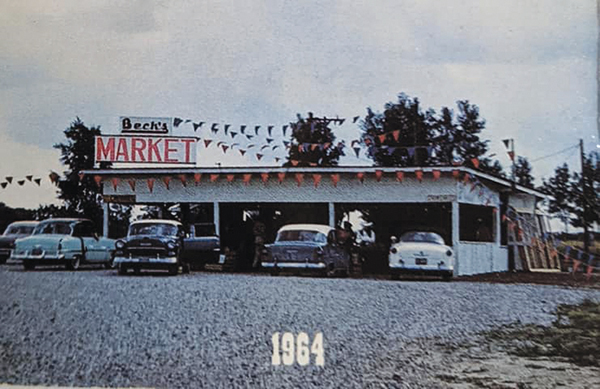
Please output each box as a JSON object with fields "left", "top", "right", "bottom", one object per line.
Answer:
{"left": 0, "top": 0, "right": 597, "bottom": 209}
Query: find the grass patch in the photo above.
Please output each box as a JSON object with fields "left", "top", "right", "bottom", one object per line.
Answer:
{"left": 485, "top": 299, "right": 600, "bottom": 367}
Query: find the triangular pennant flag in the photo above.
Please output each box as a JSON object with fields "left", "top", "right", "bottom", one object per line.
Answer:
{"left": 267, "top": 126, "right": 274, "bottom": 136}
{"left": 204, "top": 139, "right": 213, "bottom": 148}
{"left": 226, "top": 174, "right": 235, "bottom": 182}
{"left": 5, "top": 176, "right": 13, "bottom": 184}
{"left": 261, "top": 173, "right": 269, "bottom": 183}
{"left": 246, "top": 134, "right": 254, "bottom": 140}
{"left": 291, "top": 160, "right": 299, "bottom": 166}
{"left": 17, "top": 180, "right": 25, "bottom": 186}
{"left": 185, "top": 119, "right": 192, "bottom": 123}
{"left": 277, "top": 172, "right": 285, "bottom": 183}
{"left": 313, "top": 174, "right": 322, "bottom": 188}
{"left": 331, "top": 174, "right": 340, "bottom": 187}
{"left": 210, "top": 174, "right": 219, "bottom": 183}
{"left": 194, "top": 173, "right": 202, "bottom": 185}
{"left": 272, "top": 145, "right": 279, "bottom": 150}
{"left": 452, "top": 169, "right": 460, "bottom": 179}
{"left": 387, "top": 147, "right": 397, "bottom": 155}
{"left": 93, "top": 175, "right": 102, "bottom": 187}
{"left": 256, "top": 153, "right": 263, "bottom": 160}
{"left": 295, "top": 173, "right": 304, "bottom": 187}
{"left": 274, "top": 157, "right": 281, "bottom": 163}
{"left": 240, "top": 125, "right": 246, "bottom": 134}
{"left": 173, "top": 118, "right": 183, "bottom": 127}
{"left": 353, "top": 147, "right": 361, "bottom": 158}
{"left": 239, "top": 149, "right": 247, "bottom": 156}
{"left": 128, "top": 179, "right": 136, "bottom": 191}
{"left": 26, "top": 175, "right": 33, "bottom": 182}
{"left": 432, "top": 170, "right": 441, "bottom": 180}
{"left": 193, "top": 122, "right": 205, "bottom": 131}
{"left": 178, "top": 174, "right": 187, "bottom": 187}
{"left": 211, "top": 123, "right": 219, "bottom": 133}
{"left": 375, "top": 170, "right": 383, "bottom": 182}
{"left": 311, "top": 144, "right": 319, "bottom": 151}
{"left": 230, "top": 132, "right": 238, "bottom": 139}
{"left": 507, "top": 151, "right": 515, "bottom": 161}
{"left": 282, "top": 125, "right": 288, "bottom": 136}
{"left": 147, "top": 178, "right": 155, "bottom": 193}
{"left": 162, "top": 176, "right": 171, "bottom": 189}
{"left": 364, "top": 137, "right": 372, "bottom": 146}
{"left": 407, "top": 147, "right": 416, "bottom": 158}
{"left": 0, "top": 182, "right": 7, "bottom": 189}
{"left": 243, "top": 174, "right": 252, "bottom": 185}
{"left": 261, "top": 145, "right": 270, "bottom": 151}
{"left": 324, "top": 142, "right": 331, "bottom": 150}
{"left": 353, "top": 116, "right": 360, "bottom": 123}
{"left": 463, "top": 173, "right": 470, "bottom": 183}
{"left": 396, "top": 171, "right": 404, "bottom": 182}
{"left": 471, "top": 158, "right": 480, "bottom": 169}
{"left": 415, "top": 170, "right": 423, "bottom": 182}
{"left": 338, "top": 118, "right": 345, "bottom": 125}
{"left": 111, "top": 177, "right": 119, "bottom": 191}
{"left": 254, "top": 125, "right": 260, "bottom": 135}
{"left": 34, "top": 178, "right": 41, "bottom": 186}
{"left": 298, "top": 144, "right": 304, "bottom": 152}
{"left": 78, "top": 172, "right": 85, "bottom": 181}
{"left": 224, "top": 124, "right": 231, "bottom": 134}
{"left": 222, "top": 145, "right": 229, "bottom": 153}
{"left": 357, "top": 172, "right": 365, "bottom": 183}
{"left": 378, "top": 134, "right": 386, "bottom": 144}
{"left": 247, "top": 144, "right": 256, "bottom": 149}
{"left": 266, "top": 138, "right": 274, "bottom": 144}
{"left": 392, "top": 130, "right": 400, "bottom": 142}
{"left": 351, "top": 140, "right": 360, "bottom": 147}
{"left": 502, "top": 139, "right": 511, "bottom": 149}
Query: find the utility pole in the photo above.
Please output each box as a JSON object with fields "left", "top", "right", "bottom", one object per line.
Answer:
{"left": 510, "top": 138, "right": 516, "bottom": 189}
{"left": 579, "top": 138, "right": 590, "bottom": 252}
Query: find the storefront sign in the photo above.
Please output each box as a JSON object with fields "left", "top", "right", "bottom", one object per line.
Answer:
{"left": 103, "top": 195, "right": 137, "bottom": 204}
{"left": 95, "top": 135, "right": 197, "bottom": 165}
{"left": 120, "top": 116, "right": 172, "bottom": 135}
{"left": 427, "top": 194, "right": 456, "bottom": 202}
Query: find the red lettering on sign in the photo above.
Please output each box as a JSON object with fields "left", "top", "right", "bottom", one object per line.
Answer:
{"left": 115, "top": 138, "right": 130, "bottom": 162}
{"left": 180, "top": 138, "right": 195, "bottom": 163}
{"left": 164, "top": 139, "right": 177, "bottom": 163}
{"left": 131, "top": 138, "right": 146, "bottom": 162}
{"left": 96, "top": 137, "right": 115, "bottom": 161}
{"left": 147, "top": 138, "right": 162, "bottom": 162}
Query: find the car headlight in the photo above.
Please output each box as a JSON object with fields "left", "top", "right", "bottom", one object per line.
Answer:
{"left": 390, "top": 247, "right": 397, "bottom": 254}
{"left": 116, "top": 240, "right": 126, "bottom": 249}
{"left": 167, "top": 241, "right": 177, "bottom": 250}
{"left": 446, "top": 250, "right": 452, "bottom": 257}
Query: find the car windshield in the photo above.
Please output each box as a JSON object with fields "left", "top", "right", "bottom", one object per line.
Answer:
{"left": 4, "top": 225, "right": 35, "bottom": 236}
{"left": 129, "top": 223, "right": 178, "bottom": 237}
{"left": 34, "top": 222, "right": 73, "bottom": 235}
{"left": 193, "top": 224, "right": 216, "bottom": 237}
{"left": 399, "top": 232, "right": 445, "bottom": 245}
{"left": 276, "top": 230, "right": 327, "bottom": 243}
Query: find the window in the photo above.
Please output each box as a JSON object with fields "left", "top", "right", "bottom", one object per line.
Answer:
{"left": 459, "top": 204, "right": 495, "bottom": 242}
{"left": 276, "top": 230, "right": 326, "bottom": 243}
{"left": 34, "top": 222, "right": 73, "bottom": 235}
{"left": 73, "top": 222, "right": 95, "bottom": 237}
{"left": 399, "top": 232, "right": 445, "bottom": 245}
{"left": 129, "top": 223, "right": 178, "bottom": 237}
{"left": 4, "top": 225, "right": 35, "bottom": 236}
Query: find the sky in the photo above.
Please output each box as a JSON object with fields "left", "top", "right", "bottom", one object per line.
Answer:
{"left": 0, "top": 0, "right": 597, "bottom": 211}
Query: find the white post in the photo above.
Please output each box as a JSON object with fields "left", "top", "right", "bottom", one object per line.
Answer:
{"left": 495, "top": 206, "right": 501, "bottom": 245}
{"left": 452, "top": 201, "right": 459, "bottom": 276}
{"left": 213, "top": 202, "right": 220, "bottom": 238}
{"left": 103, "top": 202, "right": 109, "bottom": 238}
{"left": 328, "top": 202, "right": 335, "bottom": 228}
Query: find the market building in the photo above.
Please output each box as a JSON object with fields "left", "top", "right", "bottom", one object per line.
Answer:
{"left": 84, "top": 165, "right": 554, "bottom": 276}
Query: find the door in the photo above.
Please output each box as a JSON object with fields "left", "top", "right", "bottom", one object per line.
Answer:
{"left": 73, "top": 222, "right": 101, "bottom": 262}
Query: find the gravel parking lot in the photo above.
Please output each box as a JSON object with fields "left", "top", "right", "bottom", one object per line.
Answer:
{"left": 1, "top": 265, "right": 599, "bottom": 388}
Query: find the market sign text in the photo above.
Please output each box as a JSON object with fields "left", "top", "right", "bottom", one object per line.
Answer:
{"left": 120, "top": 116, "right": 172, "bottom": 135}
{"left": 95, "top": 135, "right": 197, "bottom": 164}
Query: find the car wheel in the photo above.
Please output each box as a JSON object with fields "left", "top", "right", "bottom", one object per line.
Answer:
{"left": 442, "top": 273, "right": 453, "bottom": 282}
{"left": 325, "top": 263, "right": 336, "bottom": 278}
{"left": 117, "top": 264, "right": 127, "bottom": 275}
{"left": 168, "top": 265, "right": 178, "bottom": 276}
{"left": 65, "top": 255, "right": 81, "bottom": 271}
{"left": 104, "top": 253, "right": 115, "bottom": 269}
{"left": 390, "top": 274, "right": 400, "bottom": 281}
{"left": 182, "top": 263, "right": 191, "bottom": 274}
{"left": 23, "top": 261, "right": 35, "bottom": 271}
{"left": 270, "top": 267, "right": 280, "bottom": 276}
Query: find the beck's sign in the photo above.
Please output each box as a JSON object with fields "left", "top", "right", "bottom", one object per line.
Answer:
{"left": 95, "top": 135, "right": 197, "bottom": 165}
{"left": 120, "top": 116, "right": 172, "bottom": 135}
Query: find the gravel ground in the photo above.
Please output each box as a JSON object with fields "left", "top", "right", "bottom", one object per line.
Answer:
{"left": 1, "top": 265, "right": 599, "bottom": 388}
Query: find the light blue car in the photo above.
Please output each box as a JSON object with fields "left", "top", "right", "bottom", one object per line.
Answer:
{"left": 11, "top": 218, "right": 115, "bottom": 270}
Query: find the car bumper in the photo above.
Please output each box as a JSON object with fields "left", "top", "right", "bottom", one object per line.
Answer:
{"left": 261, "top": 262, "right": 326, "bottom": 270}
{"left": 0, "top": 248, "right": 12, "bottom": 258}
{"left": 11, "top": 252, "right": 68, "bottom": 264}
{"left": 114, "top": 256, "right": 178, "bottom": 265}
{"left": 389, "top": 263, "right": 453, "bottom": 276}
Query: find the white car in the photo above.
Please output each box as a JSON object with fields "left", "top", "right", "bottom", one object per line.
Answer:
{"left": 388, "top": 231, "right": 453, "bottom": 279}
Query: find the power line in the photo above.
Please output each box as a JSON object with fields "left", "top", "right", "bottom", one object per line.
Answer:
{"left": 530, "top": 144, "right": 579, "bottom": 163}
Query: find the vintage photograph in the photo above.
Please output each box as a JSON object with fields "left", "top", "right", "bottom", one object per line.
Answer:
{"left": 0, "top": 1, "right": 599, "bottom": 388}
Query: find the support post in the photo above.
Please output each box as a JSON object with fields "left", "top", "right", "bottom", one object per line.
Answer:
{"left": 213, "top": 202, "right": 220, "bottom": 239}
{"left": 103, "top": 202, "right": 109, "bottom": 238}
{"left": 328, "top": 202, "right": 335, "bottom": 228}
{"left": 452, "top": 201, "right": 459, "bottom": 276}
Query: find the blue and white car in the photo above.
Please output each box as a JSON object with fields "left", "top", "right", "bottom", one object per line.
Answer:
{"left": 262, "top": 224, "right": 350, "bottom": 277}
{"left": 388, "top": 231, "right": 454, "bottom": 279}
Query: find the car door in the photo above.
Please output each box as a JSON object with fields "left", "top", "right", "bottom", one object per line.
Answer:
{"left": 73, "top": 222, "right": 99, "bottom": 262}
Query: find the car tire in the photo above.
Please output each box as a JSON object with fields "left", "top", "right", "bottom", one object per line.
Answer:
{"left": 442, "top": 273, "right": 453, "bottom": 282}
{"left": 270, "top": 267, "right": 280, "bottom": 276}
{"left": 168, "top": 265, "right": 178, "bottom": 276}
{"left": 0, "top": 256, "right": 8, "bottom": 265}
{"left": 65, "top": 255, "right": 81, "bottom": 271}
{"left": 23, "top": 261, "right": 35, "bottom": 271}
{"left": 182, "top": 263, "right": 191, "bottom": 274}
{"left": 104, "top": 253, "right": 115, "bottom": 269}
{"left": 117, "top": 264, "right": 127, "bottom": 275}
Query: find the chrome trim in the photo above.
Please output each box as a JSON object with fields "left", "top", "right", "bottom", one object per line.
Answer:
{"left": 389, "top": 263, "right": 453, "bottom": 271}
{"left": 261, "top": 262, "right": 326, "bottom": 269}
{"left": 114, "top": 256, "right": 178, "bottom": 264}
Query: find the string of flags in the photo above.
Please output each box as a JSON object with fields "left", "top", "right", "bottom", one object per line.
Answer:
{"left": 0, "top": 175, "right": 42, "bottom": 189}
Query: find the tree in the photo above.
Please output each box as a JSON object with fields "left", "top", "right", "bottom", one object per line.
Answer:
{"left": 542, "top": 163, "right": 572, "bottom": 232}
{"left": 53, "top": 118, "right": 130, "bottom": 235}
{"left": 0, "top": 202, "right": 36, "bottom": 233}
{"left": 569, "top": 153, "right": 599, "bottom": 251}
{"left": 514, "top": 156, "right": 534, "bottom": 188}
{"left": 283, "top": 113, "right": 344, "bottom": 167}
